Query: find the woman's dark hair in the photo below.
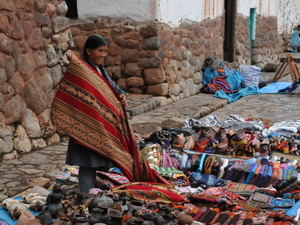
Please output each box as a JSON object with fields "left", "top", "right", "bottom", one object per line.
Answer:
{"left": 83, "top": 34, "right": 108, "bottom": 61}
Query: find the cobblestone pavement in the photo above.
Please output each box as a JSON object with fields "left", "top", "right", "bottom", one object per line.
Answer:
{"left": 0, "top": 142, "right": 69, "bottom": 200}
{"left": 128, "top": 71, "right": 298, "bottom": 134}
{"left": 1, "top": 63, "right": 300, "bottom": 200}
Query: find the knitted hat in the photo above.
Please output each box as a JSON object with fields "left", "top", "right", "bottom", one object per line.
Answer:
{"left": 200, "top": 127, "right": 216, "bottom": 139}
{"left": 172, "top": 133, "right": 185, "bottom": 149}
{"left": 215, "top": 127, "right": 227, "bottom": 141}
{"left": 232, "top": 129, "right": 247, "bottom": 142}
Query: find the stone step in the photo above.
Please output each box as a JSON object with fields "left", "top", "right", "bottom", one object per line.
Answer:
{"left": 279, "top": 52, "right": 300, "bottom": 63}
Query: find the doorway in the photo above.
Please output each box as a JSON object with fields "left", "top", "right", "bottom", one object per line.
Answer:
{"left": 65, "top": 0, "right": 78, "bottom": 19}
{"left": 224, "top": 0, "right": 237, "bottom": 62}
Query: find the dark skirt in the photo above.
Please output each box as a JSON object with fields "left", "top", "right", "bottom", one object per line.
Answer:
{"left": 66, "top": 138, "right": 115, "bottom": 169}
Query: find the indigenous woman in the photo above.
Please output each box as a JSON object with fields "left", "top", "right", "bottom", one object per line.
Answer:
{"left": 51, "top": 34, "right": 167, "bottom": 192}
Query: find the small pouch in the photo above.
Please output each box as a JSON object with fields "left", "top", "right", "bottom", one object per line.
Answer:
{"left": 96, "top": 171, "right": 130, "bottom": 186}
{"left": 268, "top": 197, "right": 295, "bottom": 208}
{"left": 194, "top": 138, "right": 210, "bottom": 153}
{"left": 248, "top": 192, "right": 271, "bottom": 204}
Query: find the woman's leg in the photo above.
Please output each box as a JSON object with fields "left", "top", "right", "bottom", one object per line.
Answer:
{"left": 78, "top": 166, "right": 96, "bottom": 192}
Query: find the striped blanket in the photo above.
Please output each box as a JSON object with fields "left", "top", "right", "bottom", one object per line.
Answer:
{"left": 113, "top": 182, "right": 185, "bottom": 203}
{"left": 51, "top": 50, "right": 167, "bottom": 184}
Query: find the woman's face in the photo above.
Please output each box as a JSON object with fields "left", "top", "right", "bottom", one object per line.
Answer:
{"left": 86, "top": 45, "right": 108, "bottom": 66}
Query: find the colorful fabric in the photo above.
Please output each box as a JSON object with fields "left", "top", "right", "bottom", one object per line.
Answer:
{"left": 194, "top": 138, "right": 211, "bottom": 153}
{"left": 189, "top": 172, "right": 226, "bottom": 189}
{"left": 203, "top": 62, "right": 243, "bottom": 90}
{"left": 193, "top": 207, "right": 207, "bottom": 221}
{"left": 51, "top": 50, "right": 167, "bottom": 184}
{"left": 278, "top": 78, "right": 300, "bottom": 93}
{"left": 198, "top": 208, "right": 212, "bottom": 222}
{"left": 140, "top": 144, "right": 162, "bottom": 167}
{"left": 191, "top": 187, "right": 247, "bottom": 207}
{"left": 248, "top": 192, "right": 295, "bottom": 209}
{"left": 201, "top": 75, "right": 234, "bottom": 94}
{"left": 214, "top": 210, "right": 230, "bottom": 224}
{"left": 162, "top": 149, "right": 180, "bottom": 168}
{"left": 112, "top": 182, "right": 185, "bottom": 203}
{"left": 96, "top": 171, "right": 130, "bottom": 185}
{"left": 224, "top": 181, "right": 257, "bottom": 192}
{"left": 245, "top": 118, "right": 273, "bottom": 128}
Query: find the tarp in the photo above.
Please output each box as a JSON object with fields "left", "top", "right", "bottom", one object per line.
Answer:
{"left": 260, "top": 82, "right": 292, "bottom": 94}
{"left": 0, "top": 196, "right": 39, "bottom": 225}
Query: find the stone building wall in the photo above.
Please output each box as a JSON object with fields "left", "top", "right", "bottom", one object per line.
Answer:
{"left": 234, "top": 14, "right": 251, "bottom": 66}
{"left": 252, "top": 15, "right": 281, "bottom": 68}
{"left": 0, "top": 0, "right": 72, "bottom": 158}
{"left": 0, "top": 0, "right": 287, "bottom": 158}
{"left": 234, "top": 14, "right": 281, "bottom": 69}
{"left": 70, "top": 17, "right": 224, "bottom": 99}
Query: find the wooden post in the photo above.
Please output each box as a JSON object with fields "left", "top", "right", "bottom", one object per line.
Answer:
{"left": 272, "top": 54, "right": 300, "bottom": 82}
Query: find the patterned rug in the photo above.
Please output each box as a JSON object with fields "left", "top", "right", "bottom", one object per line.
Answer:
{"left": 112, "top": 182, "right": 185, "bottom": 203}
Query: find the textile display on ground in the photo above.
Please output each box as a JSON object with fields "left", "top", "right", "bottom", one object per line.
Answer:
{"left": 2, "top": 114, "right": 300, "bottom": 224}
{"left": 0, "top": 196, "right": 40, "bottom": 225}
{"left": 50, "top": 50, "right": 166, "bottom": 185}
{"left": 260, "top": 82, "right": 293, "bottom": 94}
{"left": 202, "top": 61, "right": 299, "bottom": 103}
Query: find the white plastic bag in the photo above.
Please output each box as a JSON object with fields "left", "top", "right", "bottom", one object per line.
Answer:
{"left": 290, "top": 30, "right": 300, "bottom": 50}
{"left": 239, "top": 65, "right": 261, "bottom": 87}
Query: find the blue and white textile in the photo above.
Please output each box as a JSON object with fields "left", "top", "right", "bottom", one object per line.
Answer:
{"left": 239, "top": 65, "right": 261, "bottom": 87}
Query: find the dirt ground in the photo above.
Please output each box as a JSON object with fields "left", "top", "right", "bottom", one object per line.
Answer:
{"left": 130, "top": 118, "right": 184, "bottom": 136}
{"left": 130, "top": 122, "right": 161, "bottom": 136}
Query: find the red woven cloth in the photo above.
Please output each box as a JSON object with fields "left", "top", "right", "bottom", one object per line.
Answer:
{"left": 113, "top": 182, "right": 185, "bottom": 203}
{"left": 51, "top": 50, "right": 167, "bottom": 184}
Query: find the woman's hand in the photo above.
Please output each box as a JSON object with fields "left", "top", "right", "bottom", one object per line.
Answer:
{"left": 119, "top": 93, "right": 127, "bottom": 105}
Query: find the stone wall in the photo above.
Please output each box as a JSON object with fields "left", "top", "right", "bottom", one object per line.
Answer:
{"left": 252, "top": 15, "right": 281, "bottom": 68}
{"left": 234, "top": 14, "right": 281, "bottom": 69}
{"left": 70, "top": 17, "right": 224, "bottom": 99}
{"left": 0, "top": 1, "right": 287, "bottom": 158}
{"left": 235, "top": 14, "right": 251, "bottom": 66}
{"left": 0, "top": 0, "right": 72, "bottom": 158}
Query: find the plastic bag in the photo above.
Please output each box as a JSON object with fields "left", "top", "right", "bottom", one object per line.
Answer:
{"left": 290, "top": 30, "right": 300, "bottom": 50}
{"left": 239, "top": 65, "right": 261, "bottom": 87}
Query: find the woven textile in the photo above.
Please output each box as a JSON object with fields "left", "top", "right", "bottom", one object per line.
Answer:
{"left": 112, "top": 182, "right": 185, "bottom": 203}
{"left": 51, "top": 50, "right": 167, "bottom": 184}
{"left": 201, "top": 75, "right": 233, "bottom": 94}
{"left": 224, "top": 181, "right": 257, "bottom": 192}
{"left": 96, "top": 171, "right": 130, "bottom": 185}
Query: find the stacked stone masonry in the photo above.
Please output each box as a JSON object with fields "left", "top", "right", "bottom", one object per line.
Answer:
{"left": 0, "top": 0, "right": 286, "bottom": 157}
{"left": 0, "top": 0, "right": 71, "bottom": 157}
{"left": 70, "top": 17, "right": 225, "bottom": 100}
{"left": 251, "top": 15, "right": 281, "bottom": 68}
